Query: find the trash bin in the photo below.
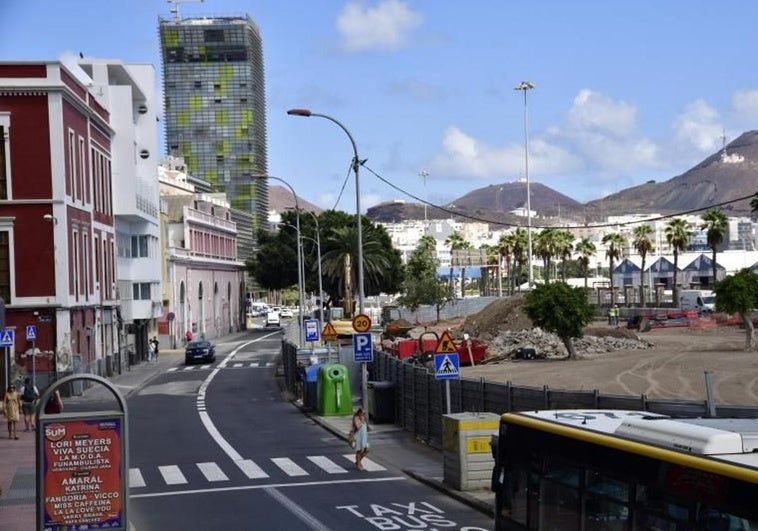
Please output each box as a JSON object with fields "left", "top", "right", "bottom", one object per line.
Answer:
{"left": 303, "top": 363, "right": 322, "bottom": 411}
{"left": 317, "top": 364, "right": 352, "bottom": 416}
{"left": 368, "top": 381, "right": 396, "bottom": 423}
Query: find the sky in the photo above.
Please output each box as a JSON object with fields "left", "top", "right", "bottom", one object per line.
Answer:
{"left": 2, "top": 0, "right": 758, "bottom": 213}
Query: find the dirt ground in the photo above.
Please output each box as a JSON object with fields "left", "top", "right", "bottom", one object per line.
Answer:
{"left": 463, "top": 326, "right": 758, "bottom": 406}
{"left": 411, "top": 296, "right": 758, "bottom": 407}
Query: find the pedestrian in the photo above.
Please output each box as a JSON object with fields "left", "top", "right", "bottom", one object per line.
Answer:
{"left": 612, "top": 304, "right": 620, "bottom": 327}
{"left": 152, "top": 336, "right": 160, "bottom": 360}
{"left": 3, "top": 384, "right": 21, "bottom": 439}
{"left": 44, "top": 388, "right": 64, "bottom": 414}
{"left": 185, "top": 329, "right": 193, "bottom": 345}
{"left": 147, "top": 339, "right": 156, "bottom": 362}
{"left": 19, "top": 377, "right": 39, "bottom": 431}
{"left": 350, "top": 408, "right": 369, "bottom": 471}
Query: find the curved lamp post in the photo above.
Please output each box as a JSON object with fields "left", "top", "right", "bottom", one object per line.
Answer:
{"left": 287, "top": 108, "right": 368, "bottom": 414}
{"left": 253, "top": 174, "right": 304, "bottom": 346}
{"left": 304, "top": 211, "right": 324, "bottom": 339}
{"left": 514, "top": 81, "right": 534, "bottom": 286}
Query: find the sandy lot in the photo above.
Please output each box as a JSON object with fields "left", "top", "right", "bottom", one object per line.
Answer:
{"left": 461, "top": 325, "right": 758, "bottom": 407}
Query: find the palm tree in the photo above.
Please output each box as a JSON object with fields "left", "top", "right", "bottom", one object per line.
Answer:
{"left": 509, "top": 228, "right": 528, "bottom": 291}
{"left": 632, "top": 225, "right": 654, "bottom": 306}
{"left": 601, "top": 232, "right": 627, "bottom": 305}
{"left": 534, "top": 228, "right": 558, "bottom": 284}
{"left": 575, "top": 237, "right": 596, "bottom": 290}
{"left": 444, "top": 231, "right": 467, "bottom": 298}
{"left": 555, "top": 230, "right": 575, "bottom": 281}
{"left": 496, "top": 234, "right": 512, "bottom": 296}
{"left": 664, "top": 218, "right": 690, "bottom": 304}
{"left": 700, "top": 209, "right": 729, "bottom": 287}
{"left": 320, "top": 225, "right": 391, "bottom": 314}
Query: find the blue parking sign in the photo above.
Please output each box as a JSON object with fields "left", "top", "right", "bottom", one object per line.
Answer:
{"left": 352, "top": 332, "right": 373, "bottom": 362}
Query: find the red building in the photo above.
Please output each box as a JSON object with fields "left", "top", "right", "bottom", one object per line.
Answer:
{"left": 0, "top": 62, "right": 119, "bottom": 392}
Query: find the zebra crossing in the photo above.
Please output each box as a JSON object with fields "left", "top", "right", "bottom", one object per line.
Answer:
{"left": 168, "top": 361, "right": 275, "bottom": 372}
{"left": 129, "top": 454, "right": 387, "bottom": 489}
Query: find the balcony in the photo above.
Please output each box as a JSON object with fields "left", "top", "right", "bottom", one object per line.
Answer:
{"left": 185, "top": 208, "right": 236, "bottom": 233}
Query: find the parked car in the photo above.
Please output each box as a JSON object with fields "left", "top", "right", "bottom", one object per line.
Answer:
{"left": 280, "top": 307, "right": 294, "bottom": 318}
{"left": 185, "top": 340, "right": 216, "bottom": 365}
{"left": 266, "top": 310, "right": 281, "bottom": 327}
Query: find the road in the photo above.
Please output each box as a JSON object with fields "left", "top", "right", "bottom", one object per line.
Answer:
{"left": 121, "top": 328, "right": 492, "bottom": 530}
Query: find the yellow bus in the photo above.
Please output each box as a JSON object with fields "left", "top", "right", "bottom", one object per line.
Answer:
{"left": 491, "top": 410, "right": 758, "bottom": 530}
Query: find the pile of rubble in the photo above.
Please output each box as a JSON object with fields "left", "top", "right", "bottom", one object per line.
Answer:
{"left": 481, "top": 327, "right": 654, "bottom": 362}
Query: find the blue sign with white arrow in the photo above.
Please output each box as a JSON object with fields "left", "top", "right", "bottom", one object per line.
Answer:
{"left": 0, "top": 329, "right": 14, "bottom": 347}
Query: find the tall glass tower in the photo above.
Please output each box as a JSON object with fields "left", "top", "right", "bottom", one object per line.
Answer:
{"left": 158, "top": 14, "right": 268, "bottom": 230}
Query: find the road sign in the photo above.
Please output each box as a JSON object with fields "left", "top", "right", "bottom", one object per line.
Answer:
{"left": 0, "top": 329, "right": 14, "bottom": 347}
{"left": 352, "top": 313, "right": 372, "bottom": 333}
{"left": 434, "top": 352, "right": 460, "bottom": 380}
{"left": 352, "top": 332, "right": 373, "bottom": 362}
{"left": 435, "top": 330, "right": 458, "bottom": 353}
{"left": 26, "top": 325, "right": 37, "bottom": 341}
{"left": 321, "top": 321, "right": 338, "bottom": 342}
{"left": 304, "top": 319, "right": 319, "bottom": 342}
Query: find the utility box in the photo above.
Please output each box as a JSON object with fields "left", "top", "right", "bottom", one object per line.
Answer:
{"left": 442, "top": 412, "right": 500, "bottom": 491}
{"left": 367, "top": 381, "right": 395, "bottom": 423}
{"left": 317, "top": 364, "right": 352, "bottom": 416}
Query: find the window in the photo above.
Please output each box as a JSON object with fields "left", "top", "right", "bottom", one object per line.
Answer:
{"left": 68, "top": 130, "right": 76, "bottom": 198}
{"left": 131, "top": 235, "right": 149, "bottom": 258}
{"left": 78, "top": 136, "right": 86, "bottom": 203}
{"left": 0, "top": 126, "right": 7, "bottom": 200}
{"left": 132, "top": 282, "right": 152, "bottom": 300}
{"left": 72, "top": 230, "right": 80, "bottom": 300}
{"left": 83, "top": 232, "right": 90, "bottom": 301}
{"left": 0, "top": 231, "right": 10, "bottom": 302}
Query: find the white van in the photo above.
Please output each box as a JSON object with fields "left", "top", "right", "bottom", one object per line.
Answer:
{"left": 265, "top": 308, "right": 281, "bottom": 327}
{"left": 679, "top": 290, "right": 716, "bottom": 313}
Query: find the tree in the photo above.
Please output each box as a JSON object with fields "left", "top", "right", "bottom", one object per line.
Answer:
{"left": 534, "top": 228, "right": 558, "bottom": 284}
{"left": 601, "top": 232, "right": 627, "bottom": 305}
{"left": 397, "top": 237, "right": 450, "bottom": 322}
{"left": 523, "top": 282, "right": 595, "bottom": 359}
{"left": 714, "top": 269, "right": 758, "bottom": 350}
{"left": 700, "top": 209, "right": 729, "bottom": 287}
{"left": 632, "top": 225, "right": 654, "bottom": 306}
{"left": 575, "top": 237, "right": 596, "bottom": 290}
{"left": 496, "top": 234, "right": 512, "bottom": 295}
{"left": 444, "top": 232, "right": 467, "bottom": 298}
{"left": 555, "top": 230, "right": 574, "bottom": 282}
{"left": 665, "top": 218, "right": 690, "bottom": 303}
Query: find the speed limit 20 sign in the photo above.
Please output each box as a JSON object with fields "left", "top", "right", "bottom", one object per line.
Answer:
{"left": 352, "top": 313, "right": 372, "bottom": 333}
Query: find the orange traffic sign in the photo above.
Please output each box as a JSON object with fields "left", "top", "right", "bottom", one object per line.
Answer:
{"left": 435, "top": 330, "right": 458, "bottom": 354}
{"left": 352, "top": 313, "right": 372, "bottom": 333}
{"left": 322, "top": 321, "right": 338, "bottom": 341}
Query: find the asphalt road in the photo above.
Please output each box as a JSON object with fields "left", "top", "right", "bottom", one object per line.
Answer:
{"left": 119, "top": 330, "right": 492, "bottom": 530}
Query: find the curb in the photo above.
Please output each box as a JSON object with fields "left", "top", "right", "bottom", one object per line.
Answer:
{"left": 403, "top": 470, "right": 494, "bottom": 518}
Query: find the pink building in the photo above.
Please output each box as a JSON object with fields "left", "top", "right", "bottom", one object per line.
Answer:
{"left": 0, "top": 62, "right": 119, "bottom": 389}
{"left": 159, "top": 159, "right": 244, "bottom": 347}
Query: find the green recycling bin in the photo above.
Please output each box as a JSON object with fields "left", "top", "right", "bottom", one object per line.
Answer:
{"left": 317, "top": 364, "right": 352, "bottom": 416}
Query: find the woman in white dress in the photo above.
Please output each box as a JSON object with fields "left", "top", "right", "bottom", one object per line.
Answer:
{"left": 351, "top": 408, "right": 369, "bottom": 470}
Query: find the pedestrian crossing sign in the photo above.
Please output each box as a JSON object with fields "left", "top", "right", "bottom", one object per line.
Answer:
{"left": 0, "top": 329, "right": 14, "bottom": 347}
{"left": 434, "top": 352, "right": 460, "bottom": 380}
{"left": 435, "top": 330, "right": 458, "bottom": 353}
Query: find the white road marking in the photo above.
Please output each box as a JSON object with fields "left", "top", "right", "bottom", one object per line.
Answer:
{"left": 158, "top": 465, "right": 188, "bottom": 485}
{"left": 129, "top": 468, "right": 146, "bottom": 488}
{"left": 307, "top": 456, "right": 348, "bottom": 474}
{"left": 342, "top": 455, "right": 386, "bottom": 471}
{"left": 197, "top": 462, "right": 229, "bottom": 482}
{"left": 272, "top": 457, "right": 308, "bottom": 477}
{"left": 233, "top": 362, "right": 243, "bottom": 368}
{"left": 265, "top": 487, "right": 331, "bottom": 531}
{"left": 130, "top": 476, "right": 405, "bottom": 499}
{"left": 236, "top": 459, "right": 269, "bottom": 479}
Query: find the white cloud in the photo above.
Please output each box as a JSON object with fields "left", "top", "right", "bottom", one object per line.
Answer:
{"left": 671, "top": 99, "right": 722, "bottom": 152}
{"left": 567, "top": 89, "right": 637, "bottom": 137}
{"left": 336, "top": 0, "right": 423, "bottom": 53}
{"left": 732, "top": 89, "right": 758, "bottom": 123}
{"left": 427, "top": 126, "right": 582, "bottom": 179}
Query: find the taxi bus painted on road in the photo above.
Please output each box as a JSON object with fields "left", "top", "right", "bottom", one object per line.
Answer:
{"left": 491, "top": 410, "right": 758, "bottom": 530}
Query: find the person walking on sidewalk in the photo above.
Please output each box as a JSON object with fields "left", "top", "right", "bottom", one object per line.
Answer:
{"left": 3, "top": 384, "right": 21, "bottom": 439}
{"left": 147, "top": 339, "right": 155, "bottom": 362}
{"left": 351, "top": 408, "right": 369, "bottom": 471}
{"left": 152, "top": 336, "right": 160, "bottom": 360}
{"left": 44, "top": 389, "right": 63, "bottom": 414}
{"left": 19, "top": 377, "right": 39, "bottom": 431}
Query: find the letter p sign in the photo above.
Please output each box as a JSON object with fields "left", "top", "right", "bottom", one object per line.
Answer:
{"left": 353, "top": 332, "right": 373, "bottom": 362}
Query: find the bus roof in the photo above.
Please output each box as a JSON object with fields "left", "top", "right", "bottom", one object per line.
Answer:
{"left": 507, "top": 410, "right": 758, "bottom": 471}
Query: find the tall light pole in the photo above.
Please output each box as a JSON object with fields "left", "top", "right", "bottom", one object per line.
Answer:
{"left": 287, "top": 108, "right": 369, "bottom": 415}
{"left": 305, "top": 211, "right": 324, "bottom": 338}
{"left": 514, "top": 81, "right": 535, "bottom": 286}
{"left": 253, "top": 174, "right": 304, "bottom": 346}
{"left": 419, "top": 169, "right": 429, "bottom": 225}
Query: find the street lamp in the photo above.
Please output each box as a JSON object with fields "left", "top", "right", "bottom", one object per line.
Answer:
{"left": 287, "top": 108, "right": 369, "bottom": 415}
{"left": 514, "top": 81, "right": 535, "bottom": 286}
{"left": 253, "top": 174, "right": 304, "bottom": 346}
{"left": 419, "top": 169, "right": 429, "bottom": 226}
{"left": 304, "top": 211, "right": 324, "bottom": 339}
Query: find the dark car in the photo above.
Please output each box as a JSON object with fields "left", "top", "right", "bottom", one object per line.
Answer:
{"left": 185, "top": 340, "right": 216, "bottom": 365}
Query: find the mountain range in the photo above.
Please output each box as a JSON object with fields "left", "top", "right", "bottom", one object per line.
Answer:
{"left": 366, "top": 130, "right": 758, "bottom": 224}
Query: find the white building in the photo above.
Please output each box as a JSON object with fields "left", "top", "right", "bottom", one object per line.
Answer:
{"left": 79, "top": 59, "right": 163, "bottom": 368}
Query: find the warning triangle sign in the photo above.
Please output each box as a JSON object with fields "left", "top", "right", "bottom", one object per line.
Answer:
{"left": 435, "top": 330, "right": 458, "bottom": 354}
{"left": 322, "top": 321, "right": 338, "bottom": 340}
